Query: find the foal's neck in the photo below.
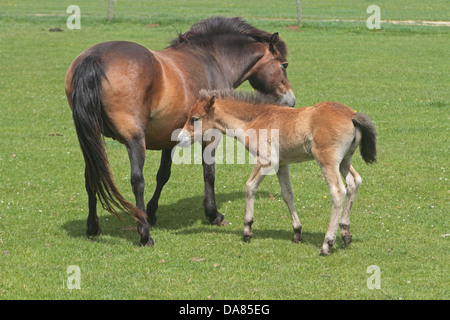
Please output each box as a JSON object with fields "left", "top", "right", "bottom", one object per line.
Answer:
{"left": 214, "top": 100, "right": 270, "bottom": 133}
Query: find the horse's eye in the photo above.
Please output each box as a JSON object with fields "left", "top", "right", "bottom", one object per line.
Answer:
{"left": 281, "top": 63, "right": 288, "bottom": 69}
{"left": 191, "top": 116, "right": 199, "bottom": 123}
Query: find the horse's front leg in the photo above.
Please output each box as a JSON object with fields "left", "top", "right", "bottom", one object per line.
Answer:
{"left": 243, "top": 162, "right": 266, "bottom": 242}
{"left": 126, "top": 138, "right": 153, "bottom": 246}
{"left": 146, "top": 148, "right": 173, "bottom": 225}
{"left": 202, "top": 139, "right": 227, "bottom": 225}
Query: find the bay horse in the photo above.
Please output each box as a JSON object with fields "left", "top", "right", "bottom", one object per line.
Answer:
{"left": 65, "top": 17, "right": 295, "bottom": 246}
{"left": 177, "top": 90, "right": 377, "bottom": 255}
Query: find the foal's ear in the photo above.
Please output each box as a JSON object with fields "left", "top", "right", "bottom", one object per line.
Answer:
{"left": 269, "top": 32, "right": 279, "bottom": 54}
{"left": 204, "top": 94, "right": 216, "bottom": 111}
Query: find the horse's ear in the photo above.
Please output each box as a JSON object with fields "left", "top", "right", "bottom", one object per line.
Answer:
{"left": 269, "top": 32, "right": 279, "bottom": 54}
{"left": 205, "top": 94, "right": 216, "bottom": 111}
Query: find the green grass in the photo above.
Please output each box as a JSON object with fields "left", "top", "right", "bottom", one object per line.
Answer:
{"left": 0, "top": 1, "right": 449, "bottom": 300}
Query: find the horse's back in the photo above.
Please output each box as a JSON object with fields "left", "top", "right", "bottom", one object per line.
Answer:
{"left": 66, "top": 41, "right": 166, "bottom": 144}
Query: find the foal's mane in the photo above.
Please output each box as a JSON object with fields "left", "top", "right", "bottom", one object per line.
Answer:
{"left": 169, "top": 16, "right": 287, "bottom": 56}
{"left": 199, "top": 89, "right": 285, "bottom": 107}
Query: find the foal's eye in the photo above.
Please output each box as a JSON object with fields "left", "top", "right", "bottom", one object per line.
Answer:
{"left": 191, "top": 116, "right": 199, "bottom": 123}
{"left": 281, "top": 63, "right": 288, "bottom": 69}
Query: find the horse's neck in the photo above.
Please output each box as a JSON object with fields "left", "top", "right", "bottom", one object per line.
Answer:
{"left": 213, "top": 42, "right": 265, "bottom": 87}
{"left": 163, "top": 41, "right": 264, "bottom": 90}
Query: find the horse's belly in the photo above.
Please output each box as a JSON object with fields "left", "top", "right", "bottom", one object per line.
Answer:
{"left": 144, "top": 124, "right": 180, "bottom": 150}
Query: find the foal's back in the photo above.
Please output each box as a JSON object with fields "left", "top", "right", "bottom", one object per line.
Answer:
{"left": 266, "top": 101, "right": 356, "bottom": 164}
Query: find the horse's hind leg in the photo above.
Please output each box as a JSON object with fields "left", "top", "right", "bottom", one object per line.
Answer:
{"left": 146, "top": 148, "right": 172, "bottom": 225}
{"left": 339, "top": 163, "right": 362, "bottom": 247}
{"left": 276, "top": 165, "right": 302, "bottom": 243}
{"left": 126, "top": 138, "right": 153, "bottom": 246}
{"left": 85, "top": 167, "right": 101, "bottom": 238}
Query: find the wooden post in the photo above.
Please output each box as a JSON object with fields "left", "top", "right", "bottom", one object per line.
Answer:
{"left": 296, "top": 0, "right": 303, "bottom": 27}
{"left": 108, "top": 0, "right": 114, "bottom": 21}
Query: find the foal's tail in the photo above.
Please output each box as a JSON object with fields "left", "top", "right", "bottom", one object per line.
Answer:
{"left": 352, "top": 113, "right": 377, "bottom": 164}
{"left": 71, "top": 54, "right": 145, "bottom": 222}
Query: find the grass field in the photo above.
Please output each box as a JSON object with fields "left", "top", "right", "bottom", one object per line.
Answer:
{"left": 0, "top": 1, "right": 448, "bottom": 301}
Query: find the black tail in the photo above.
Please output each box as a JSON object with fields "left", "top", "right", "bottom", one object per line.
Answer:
{"left": 71, "top": 54, "right": 145, "bottom": 222}
{"left": 352, "top": 113, "right": 377, "bottom": 164}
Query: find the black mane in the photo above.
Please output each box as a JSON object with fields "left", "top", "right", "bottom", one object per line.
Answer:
{"left": 168, "top": 16, "right": 287, "bottom": 56}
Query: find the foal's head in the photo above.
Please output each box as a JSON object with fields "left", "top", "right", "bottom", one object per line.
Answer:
{"left": 177, "top": 91, "right": 216, "bottom": 147}
{"left": 247, "top": 33, "right": 296, "bottom": 107}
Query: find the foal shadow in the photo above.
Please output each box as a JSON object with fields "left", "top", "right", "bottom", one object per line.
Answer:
{"left": 175, "top": 225, "right": 327, "bottom": 249}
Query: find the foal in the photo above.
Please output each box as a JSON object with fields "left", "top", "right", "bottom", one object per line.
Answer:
{"left": 177, "top": 91, "right": 377, "bottom": 255}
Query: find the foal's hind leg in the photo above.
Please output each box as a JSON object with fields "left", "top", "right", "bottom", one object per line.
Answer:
{"left": 146, "top": 148, "right": 172, "bottom": 225}
{"left": 339, "top": 164, "right": 362, "bottom": 247}
{"left": 276, "top": 165, "right": 302, "bottom": 243}
{"left": 318, "top": 164, "right": 347, "bottom": 256}
{"left": 126, "top": 138, "right": 153, "bottom": 246}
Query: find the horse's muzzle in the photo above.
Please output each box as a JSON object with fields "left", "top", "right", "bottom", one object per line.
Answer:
{"left": 280, "top": 89, "right": 296, "bottom": 107}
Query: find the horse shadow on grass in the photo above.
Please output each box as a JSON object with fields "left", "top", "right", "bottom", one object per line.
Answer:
{"left": 62, "top": 191, "right": 240, "bottom": 244}
{"left": 62, "top": 190, "right": 350, "bottom": 252}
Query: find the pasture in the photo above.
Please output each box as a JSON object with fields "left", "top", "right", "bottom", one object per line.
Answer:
{"left": 0, "top": 1, "right": 448, "bottom": 300}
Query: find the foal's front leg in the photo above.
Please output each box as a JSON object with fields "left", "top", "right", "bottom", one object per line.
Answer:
{"left": 243, "top": 162, "right": 266, "bottom": 242}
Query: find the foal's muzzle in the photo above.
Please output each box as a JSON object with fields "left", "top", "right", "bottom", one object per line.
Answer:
{"left": 177, "top": 129, "right": 192, "bottom": 148}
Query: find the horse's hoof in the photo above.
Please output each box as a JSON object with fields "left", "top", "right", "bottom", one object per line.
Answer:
{"left": 86, "top": 228, "right": 101, "bottom": 239}
{"left": 147, "top": 215, "right": 157, "bottom": 226}
{"left": 140, "top": 237, "right": 154, "bottom": 247}
{"left": 209, "top": 213, "right": 226, "bottom": 226}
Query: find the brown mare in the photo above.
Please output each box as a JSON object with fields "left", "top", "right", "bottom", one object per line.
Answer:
{"left": 178, "top": 90, "right": 377, "bottom": 255}
{"left": 65, "top": 17, "right": 295, "bottom": 246}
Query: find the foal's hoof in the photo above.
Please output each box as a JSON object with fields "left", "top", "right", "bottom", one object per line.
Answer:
{"left": 243, "top": 233, "right": 253, "bottom": 243}
{"left": 293, "top": 232, "right": 302, "bottom": 243}
{"left": 342, "top": 234, "right": 353, "bottom": 247}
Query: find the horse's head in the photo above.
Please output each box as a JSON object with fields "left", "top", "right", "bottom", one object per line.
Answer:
{"left": 177, "top": 90, "right": 216, "bottom": 148}
{"left": 247, "top": 33, "right": 296, "bottom": 107}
